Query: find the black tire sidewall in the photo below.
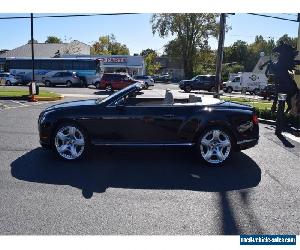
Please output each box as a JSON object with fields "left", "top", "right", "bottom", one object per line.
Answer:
{"left": 185, "top": 85, "right": 192, "bottom": 92}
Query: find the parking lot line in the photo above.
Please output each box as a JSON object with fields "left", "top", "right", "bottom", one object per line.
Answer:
{"left": 10, "top": 100, "right": 29, "bottom": 107}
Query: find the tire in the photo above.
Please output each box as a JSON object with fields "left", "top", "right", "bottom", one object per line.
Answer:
{"left": 196, "top": 127, "right": 233, "bottom": 167}
{"left": 5, "top": 80, "right": 11, "bottom": 86}
{"left": 144, "top": 83, "right": 149, "bottom": 89}
{"left": 66, "top": 80, "right": 72, "bottom": 87}
{"left": 105, "top": 84, "right": 113, "bottom": 92}
{"left": 184, "top": 85, "right": 192, "bottom": 93}
{"left": 226, "top": 87, "right": 233, "bottom": 93}
{"left": 53, "top": 122, "right": 89, "bottom": 161}
{"left": 253, "top": 89, "right": 260, "bottom": 95}
{"left": 45, "top": 80, "right": 52, "bottom": 87}
{"left": 209, "top": 86, "right": 216, "bottom": 92}
{"left": 95, "top": 81, "right": 100, "bottom": 89}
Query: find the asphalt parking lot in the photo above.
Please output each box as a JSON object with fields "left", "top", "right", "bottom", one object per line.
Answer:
{"left": 0, "top": 87, "right": 299, "bottom": 235}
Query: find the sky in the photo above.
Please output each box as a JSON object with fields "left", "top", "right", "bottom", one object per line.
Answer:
{"left": 0, "top": 13, "right": 298, "bottom": 55}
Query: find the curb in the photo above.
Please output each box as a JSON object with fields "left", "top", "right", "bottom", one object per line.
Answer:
{"left": 0, "top": 94, "right": 63, "bottom": 102}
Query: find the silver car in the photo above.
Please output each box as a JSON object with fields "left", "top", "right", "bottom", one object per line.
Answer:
{"left": 133, "top": 75, "right": 154, "bottom": 89}
{"left": 0, "top": 73, "right": 20, "bottom": 86}
{"left": 43, "top": 71, "right": 83, "bottom": 87}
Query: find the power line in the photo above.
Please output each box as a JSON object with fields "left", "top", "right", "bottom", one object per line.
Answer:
{"left": 247, "top": 13, "right": 298, "bottom": 22}
{"left": 0, "top": 13, "right": 139, "bottom": 20}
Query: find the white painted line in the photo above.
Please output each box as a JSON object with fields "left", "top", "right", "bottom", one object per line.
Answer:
{"left": 282, "top": 132, "right": 300, "bottom": 144}
{"left": 62, "top": 94, "right": 97, "bottom": 98}
{"left": 10, "top": 100, "right": 29, "bottom": 107}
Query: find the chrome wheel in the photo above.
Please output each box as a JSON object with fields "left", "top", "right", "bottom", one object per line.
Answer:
{"left": 54, "top": 125, "right": 85, "bottom": 160}
{"left": 200, "top": 129, "right": 231, "bottom": 165}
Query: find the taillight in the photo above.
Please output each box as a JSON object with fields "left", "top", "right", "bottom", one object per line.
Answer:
{"left": 252, "top": 114, "right": 259, "bottom": 125}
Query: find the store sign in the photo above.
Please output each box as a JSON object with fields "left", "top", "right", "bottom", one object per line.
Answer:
{"left": 97, "top": 57, "right": 127, "bottom": 63}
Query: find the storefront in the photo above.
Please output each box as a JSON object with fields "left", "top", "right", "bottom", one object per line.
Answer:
{"left": 63, "top": 54, "right": 145, "bottom": 76}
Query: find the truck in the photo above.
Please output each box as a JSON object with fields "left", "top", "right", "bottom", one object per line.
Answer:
{"left": 223, "top": 72, "right": 268, "bottom": 95}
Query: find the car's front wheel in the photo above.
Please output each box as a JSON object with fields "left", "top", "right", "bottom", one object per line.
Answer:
{"left": 105, "top": 84, "right": 113, "bottom": 92}
{"left": 6, "top": 80, "right": 11, "bottom": 86}
{"left": 66, "top": 80, "right": 72, "bottom": 87}
{"left": 53, "top": 123, "right": 88, "bottom": 160}
{"left": 184, "top": 85, "right": 192, "bottom": 92}
{"left": 196, "top": 127, "right": 232, "bottom": 166}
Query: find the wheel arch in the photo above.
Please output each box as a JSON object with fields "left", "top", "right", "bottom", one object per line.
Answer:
{"left": 192, "top": 120, "right": 238, "bottom": 150}
{"left": 50, "top": 118, "right": 90, "bottom": 147}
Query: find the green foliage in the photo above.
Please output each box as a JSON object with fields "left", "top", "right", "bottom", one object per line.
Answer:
{"left": 45, "top": 36, "right": 62, "bottom": 44}
{"left": 151, "top": 13, "right": 220, "bottom": 78}
{"left": 91, "top": 34, "right": 130, "bottom": 55}
{"left": 276, "top": 34, "right": 297, "bottom": 47}
{"left": 140, "top": 48, "right": 157, "bottom": 57}
{"left": 144, "top": 52, "right": 161, "bottom": 75}
{"left": 222, "top": 64, "right": 244, "bottom": 81}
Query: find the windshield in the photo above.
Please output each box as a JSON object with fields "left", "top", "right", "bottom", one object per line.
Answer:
{"left": 96, "top": 85, "right": 139, "bottom": 104}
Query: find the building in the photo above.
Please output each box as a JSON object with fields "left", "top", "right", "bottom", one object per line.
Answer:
{"left": 0, "top": 40, "right": 91, "bottom": 59}
{"left": 155, "top": 56, "right": 185, "bottom": 80}
{"left": 62, "top": 54, "right": 145, "bottom": 76}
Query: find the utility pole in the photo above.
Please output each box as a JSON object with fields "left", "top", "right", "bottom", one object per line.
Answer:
{"left": 30, "top": 13, "right": 35, "bottom": 82}
{"left": 214, "top": 13, "right": 226, "bottom": 98}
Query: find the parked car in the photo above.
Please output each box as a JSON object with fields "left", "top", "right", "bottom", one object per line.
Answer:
{"left": 95, "top": 73, "right": 139, "bottom": 92}
{"left": 38, "top": 82, "right": 259, "bottom": 166}
{"left": 154, "top": 74, "right": 171, "bottom": 83}
{"left": 42, "top": 71, "right": 83, "bottom": 87}
{"left": 258, "top": 84, "right": 276, "bottom": 100}
{"left": 223, "top": 72, "right": 268, "bottom": 95}
{"left": 179, "top": 75, "right": 216, "bottom": 92}
{"left": 0, "top": 72, "right": 20, "bottom": 86}
{"left": 133, "top": 75, "right": 154, "bottom": 89}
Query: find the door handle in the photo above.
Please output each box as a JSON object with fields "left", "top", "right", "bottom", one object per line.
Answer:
{"left": 163, "top": 114, "right": 175, "bottom": 118}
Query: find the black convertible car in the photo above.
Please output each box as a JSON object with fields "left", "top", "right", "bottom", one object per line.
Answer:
{"left": 38, "top": 83, "right": 259, "bottom": 166}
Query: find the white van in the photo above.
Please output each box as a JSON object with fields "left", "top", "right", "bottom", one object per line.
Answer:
{"left": 223, "top": 72, "right": 268, "bottom": 95}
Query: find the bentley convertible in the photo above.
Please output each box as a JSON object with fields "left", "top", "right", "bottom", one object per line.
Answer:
{"left": 38, "top": 83, "right": 259, "bottom": 166}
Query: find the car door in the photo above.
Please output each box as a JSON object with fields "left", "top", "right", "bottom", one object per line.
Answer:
{"left": 94, "top": 99, "right": 198, "bottom": 144}
{"left": 51, "top": 72, "right": 61, "bottom": 84}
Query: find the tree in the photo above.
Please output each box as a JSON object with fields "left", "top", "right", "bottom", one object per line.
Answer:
{"left": 276, "top": 34, "right": 297, "bottom": 47}
{"left": 151, "top": 13, "right": 220, "bottom": 78}
{"left": 140, "top": 48, "right": 157, "bottom": 57}
{"left": 144, "top": 52, "right": 161, "bottom": 75}
{"left": 91, "top": 34, "right": 130, "bottom": 55}
{"left": 45, "top": 36, "right": 62, "bottom": 44}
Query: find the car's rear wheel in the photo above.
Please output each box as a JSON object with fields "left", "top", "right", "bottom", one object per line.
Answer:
{"left": 184, "top": 85, "right": 192, "bottom": 92}
{"left": 253, "top": 88, "right": 260, "bottom": 95}
{"left": 209, "top": 86, "right": 216, "bottom": 92}
{"left": 226, "top": 87, "right": 233, "bottom": 93}
{"left": 53, "top": 123, "right": 88, "bottom": 160}
{"left": 66, "top": 80, "right": 72, "bottom": 87}
{"left": 5, "top": 80, "right": 11, "bottom": 86}
{"left": 196, "top": 127, "right": 232, "bottom": 166}
{"left": 105, "top": 84, "right": 113, "bottom": 92}
{"left": 45, "top": 80, "right": 52, "bottom": 87}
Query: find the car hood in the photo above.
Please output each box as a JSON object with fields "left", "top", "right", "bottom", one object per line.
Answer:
{"left": 44, "top": 99, "right": 97, "bottom": 111}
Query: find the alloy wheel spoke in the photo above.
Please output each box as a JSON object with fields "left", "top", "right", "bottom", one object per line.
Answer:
{"left": 218, "top": 139, "right": 230, "bottom": 148}
{"left": 212, "top": 130, "right": 221, "bottom": 141}
{"left": 56, "top": 131, "right": 67, "bottom": 141}
{"left": 204, "top": 149, "right": 213, "bottom": 161}
{"left": 70, "top": 145, "right": 78, "bottom": 158}
{"left": 74, "top": 138, "right": 84, "bottom": 146}
{"left": 68, "top": 126, "right": 76, "bottom": 137}
{"left": 216, "top": 148, "right": 225, "bottom": 161}
{"left": 201, "top": 138, "right": 211, "bottom": 147}
{"left": 58, "top": 144, "right": 69, "bottom": 153}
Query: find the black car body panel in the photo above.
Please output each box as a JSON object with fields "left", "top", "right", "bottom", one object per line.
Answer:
{"left": 39, "top": 83, "right": 259, "bottom": 151}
